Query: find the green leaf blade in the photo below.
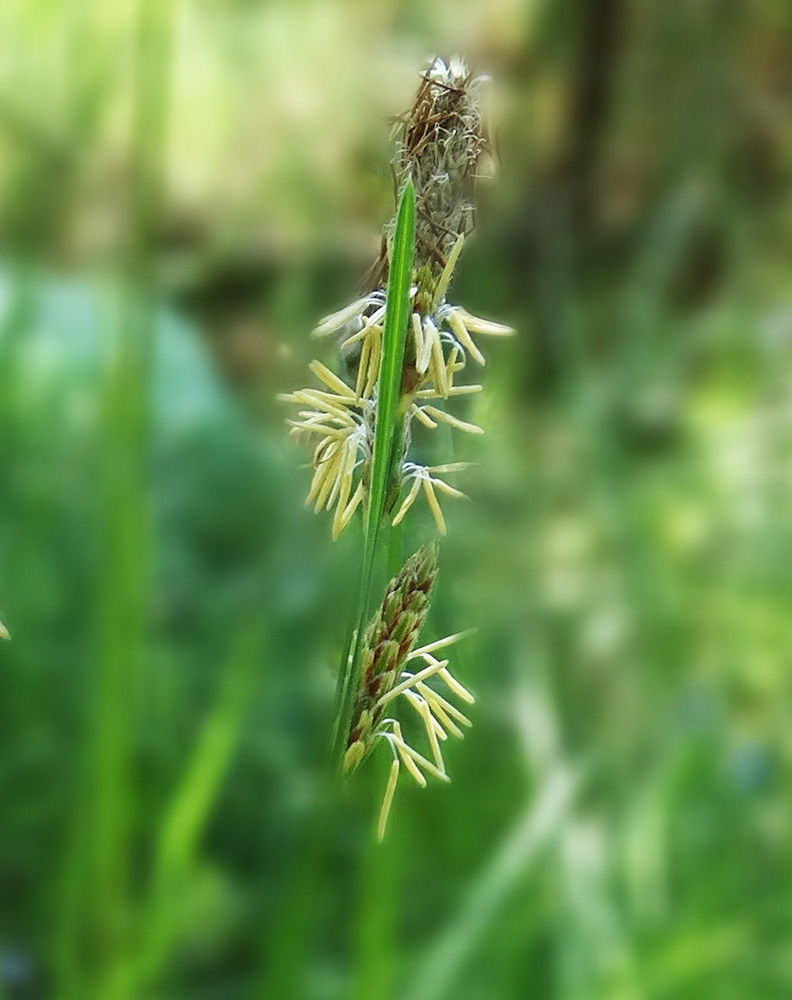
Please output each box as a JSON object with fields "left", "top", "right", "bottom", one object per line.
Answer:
{"left": 329, "top": 178, "right": 415, "bottom": 784}
{"left": 364, "top": 178, "right": 415, "bottom": 556}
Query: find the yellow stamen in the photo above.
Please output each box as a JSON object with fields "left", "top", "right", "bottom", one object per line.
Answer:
{"left": 446, "top": 310, "right": 485, "bottom": 365}
{"left": 364, "top": 327, "right": 381, "bottom": 399}
{"left": 431, "top": 478, "right": 466, "bottom": 500}
{"left": 404, "top": 691, "right": 446, "bottom": 772}
{"left": 391, "top": 736, "right": 450, "bottom": 783}
{"left": 415, "top": 384, "right": 482, "bottom": 399}
{"left": 427, "top": 318, "right": 450, "bottom": 397}
{"left": 333, "top": 481, "right": 364, "bottom": 538}
{"left": 416, "top": 681, "right": 473, "bottom": 729}
{"left": 404, "top": 693, "right": 448, "bottom": 741}
{"left": 377, "top": 758, "right": 400, "bottom": 841}
{"left": 355, "top": 331, "right": 371, "bottom": 400}
{"left": 312, "top": 297, "right": 369, "bottom": 338}
{"left": 422, "top": 406, "right": 484, "bottom": 435}
{"left": 287, "top": 421, "right": 348, "bottom": 439}
{"left": 378, "top": 659, "right": 450, "bottom": 707}
{"left": 410, "top": 404, "right": 438, "bottom": 429}
{"left": 413, "top": 312, "right": 429, "bottom": 373}
{"left": 434, "top": 233, "right": 465, "bottom": 306}
{"left": 309, "top": 360, "right": 356, "bottom": 397}
{"left": 425, "top": 463, "right": 476, "bottom": 475}
{"left": 423, "top": 477, "right": 447, "bottom": 534}
{"left": 314, "top": 446, "right": 342, "bottom": 511}
{"left": 458, "top": 310, "right": 514, "bottom": 336}
{"left": 392, "top": 477, "right": 422, "bottom": 527}
{"left": 440, "top": 665, "right": 475, "bottom": 704}
{"left": 392, "top": 722, "right": 427, "bottom": 786}
{"left": 411, "top": 628, "right": 477, "bottom": 658}
{"left": 416, "top": 687, "right": 465, "bottom": 739}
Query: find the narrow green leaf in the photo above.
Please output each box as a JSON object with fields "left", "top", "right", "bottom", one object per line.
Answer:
{"left": 329, "top": 179, "right": 415, "bottom": 783}
{"left": 363, "top": 178, "right": 415, "bottom": 560}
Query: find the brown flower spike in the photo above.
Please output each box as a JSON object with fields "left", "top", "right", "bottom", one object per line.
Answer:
{"left": 344, "top": 543, "right": 475, "bottom": 840}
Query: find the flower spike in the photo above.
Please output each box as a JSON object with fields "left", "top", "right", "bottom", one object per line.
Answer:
{"left": 343, "top": 545, "right": 475, "bottom": 839}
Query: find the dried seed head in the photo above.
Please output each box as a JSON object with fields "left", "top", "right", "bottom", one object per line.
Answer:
{"left": 398, "top": 57, "right": 484, "bottom": 279}
{"left": 367, "top": 56, "right": 487, "bottom": 296}
{"left": 344, "top": 542, "right": 438, "bottom": 771}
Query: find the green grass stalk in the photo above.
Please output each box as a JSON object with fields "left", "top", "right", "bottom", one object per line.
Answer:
{"left": 56, "top": 2, "right": 176, "bottom": 995}
{"left": 329, "top": 179, "right": 415, "bottom": 786}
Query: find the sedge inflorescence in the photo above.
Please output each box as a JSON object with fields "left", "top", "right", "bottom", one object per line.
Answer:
{"left": 282, "top": 56, "right": 513, "bottom": 838}
{"left": 281, "top": 56, "right": 513, "bottom": 539}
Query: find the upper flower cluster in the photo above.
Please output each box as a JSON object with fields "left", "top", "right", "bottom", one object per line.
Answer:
{"left": 281, "top": 57, "right": 513, "bottom": 538}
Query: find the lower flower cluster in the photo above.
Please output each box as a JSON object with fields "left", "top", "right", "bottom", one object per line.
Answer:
{"left": 342, "top": 544, "right": 474, "bottom": 840}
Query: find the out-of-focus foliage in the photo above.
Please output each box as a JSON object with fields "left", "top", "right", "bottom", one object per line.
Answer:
{"left": 1, "top": 1, "right": 792, "bottom": 999}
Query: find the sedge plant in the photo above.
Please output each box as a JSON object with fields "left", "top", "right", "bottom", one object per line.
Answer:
{"left": 282, "top": 56, "right": 513, "bottom": 839}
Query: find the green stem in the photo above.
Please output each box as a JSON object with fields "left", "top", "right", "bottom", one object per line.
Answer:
{"left": 328, "top": 179, "right": 415, "bottom": 786}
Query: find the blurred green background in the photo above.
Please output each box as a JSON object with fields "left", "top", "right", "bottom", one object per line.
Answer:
{"left": 1, "top": 0, "right": 792, "bottom": 998}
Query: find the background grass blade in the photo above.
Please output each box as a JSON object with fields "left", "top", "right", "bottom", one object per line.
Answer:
{"left": 402, "top": 766, "right": 578, "bottom": 1000}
